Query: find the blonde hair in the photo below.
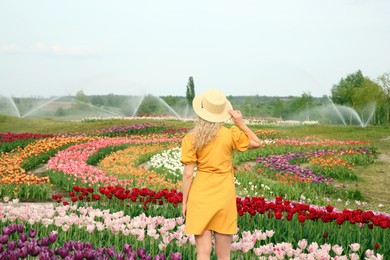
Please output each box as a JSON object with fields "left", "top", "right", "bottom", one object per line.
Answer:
{"left": 191, "top": 116, "right": 223, "bottom": 151}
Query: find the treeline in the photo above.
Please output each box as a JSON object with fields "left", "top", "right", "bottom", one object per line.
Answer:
{"left": 181, "top": 69, "right": 390, "bottom": 126}
{"left": 9, "top": 92, "right": 328, "bottom": 121}
{"left": 7, "top": 70, "right": 390, "bottom": 125}
{"left": 83, "top": 92, "right": 331, "bottom": 121}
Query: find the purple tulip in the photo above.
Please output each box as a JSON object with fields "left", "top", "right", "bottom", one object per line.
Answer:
{"left": 170, "top": 252, "right": 182, "bottom": 260}
{"left": 31, "top": 238, "right": 39, "bottom": 245}
{"left": 7, "top": 240, "right": 17, "bottom": 250}
{"left": 57, "top": 247, "right": 69, "bottom": 258}
{"left": 50, "top": 248, "right": 56, "bottom": 257}
{"left": 26, "top": 241, "right": 34, "bottom": 252}
{"left": 17, "top": 239, "right": 26, "bottom": 249}
{"left": 10, "top": 224, "right": 18, "bottom": 233}
{"left": 40, "top": 250, "right": 51, "bottom": 260}
{"left": 94, "top": 255, "right": 105, "bottom": 260}
{"left": 74, "top": 241, "right": 84, "bottom": 251}
{"left": 127, "top": 251, "right": 137, "bottom": 260}
{"left": 9, "top": 251, "right": 19, "bottom": 260}
{"left": 15, "top": 224, "right": 24, "bottom": 233}
{"left": 95, "top": 248, "right": 105, "bottom": 256}
{"left": 2, "top": 226, "right": 12, "bottom": 236}
{"left": 145, "top": 254, "right": 152, "bottom": 260}
{"left": 84, "top": 248, "right": 97, "bottom": 260}
{"left": 64, "top": 241, "right": 74, "bottom": 250}
{"left": 29, "top": 228, "right": 37, "bottom": 238}
{"left": 137, "top": 247, "right": 146, "bottom": 258}
{"left": 123, "top": 243, "right": 133, "bottom": 254}
{"left": 27, "top": 243, "right": 39, "bottom": 256}
{"left": 41, "top": 236, "right": 50, "bottom": 247}
{"left": 105, "top": 246, "right": 116, "bottom": 257}
{"left": 74, "top": 250, "right": 84, "bottom": 260}
{"left": 0, "top": 235, "right": 9, "bottom": 244}
{"left": 115, "top": 253, "right": 125, "bottom": 260}
{"left": 19, "top": 233, "right": 28, "bottom": 243}
{"left": 19, "top": 246, "right": 28, "bottom": 258}
{"left": 30, "top": 245, "right": 40, "bottom": 257}
{"left": 85, "top": 241, "right": 93, "bottom": 249}
{"left": 154, "top": 253, "right": 166, "bottom": 260}
{"left": 49, "top": 232, "right": 58, "bottom": 244}
{"left": 48, "top": 232, "right": 58, "bottom": 243}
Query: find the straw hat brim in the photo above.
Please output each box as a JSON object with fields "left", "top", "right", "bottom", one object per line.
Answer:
{"left": 192, "top": 91, "right": 233, "bottom": 123}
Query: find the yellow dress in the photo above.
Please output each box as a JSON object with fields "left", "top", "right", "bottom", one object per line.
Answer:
{"left": 180, "top": 125, "right": 250, "bottom": 235}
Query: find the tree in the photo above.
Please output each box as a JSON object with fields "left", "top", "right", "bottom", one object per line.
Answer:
{"left": 301, "top": 92, "right": 313, "bottom": 121}
{"left": 243, "top": 96, "right": 253, "bottom": 117}
{"left": 377, "top": 72, "right": 390, "bottom": 125}
{"left": 289, "top": 92, "right": 313, "bottom": 121}
{"left": 331, "top": 70, "right": 364, "bottom": 107}
{"left": 75, "top": 90, "right": 88, "bottom": 103}
{"left": 271, "top": 97, "right": 284, "bottom": 119}
{"left": 186, "top": 76, "right": 195, "bottom": 107}
{"left": 331, "top": 70, "right": 368, "bottom": 124}
{"left": 74, "top": 90, "right": 89, "bottom": 110}
{"left": 105, "top": 94, "right": 116, "bottom": 107}
{"left": 90, "top": 95, "right": 104, "bottom": 106}
{"left": 54, "top": 107, "right": 66, "bottom": 117}
{"left": 162, "top": 96, "right": 178, "bottom": 108}
{"left": 352, "top": 78, "right": 383, "bottom": 125}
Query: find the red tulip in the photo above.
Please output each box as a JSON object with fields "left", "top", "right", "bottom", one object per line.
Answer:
{"left": 92, "top": 194, "right": 100, "bottom": 200}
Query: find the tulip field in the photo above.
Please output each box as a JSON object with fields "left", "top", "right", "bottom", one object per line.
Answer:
{"left": 0, "top": 116, "right": 389, "bottom": 259}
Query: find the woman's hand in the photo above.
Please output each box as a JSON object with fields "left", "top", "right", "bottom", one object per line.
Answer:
{"left": 228, "top": 109, "right": 262, "bottom": 149}
{"left": 182, "top": 164, "right": 194, "bottom": 218}
{"left": 228, "top": 109, "right": 244, "bottom": 127}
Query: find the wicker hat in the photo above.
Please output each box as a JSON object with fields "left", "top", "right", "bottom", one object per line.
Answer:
{"left": 192, "top": 88, "right": 233, "bottom": 122}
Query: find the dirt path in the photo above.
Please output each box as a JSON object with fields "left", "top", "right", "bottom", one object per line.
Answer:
{"left": 21, "top": 165, "right": 72, "bottom": 203}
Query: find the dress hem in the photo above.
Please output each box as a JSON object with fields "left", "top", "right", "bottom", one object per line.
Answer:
{"left": 184, "top": 228, "right": 237, "bottom": 236}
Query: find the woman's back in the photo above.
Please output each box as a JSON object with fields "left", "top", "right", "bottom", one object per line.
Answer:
{"left": 181, "top": 125, "right": 249, "bottom": 174}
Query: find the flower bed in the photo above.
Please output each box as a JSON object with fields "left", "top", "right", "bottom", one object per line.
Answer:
{"left": 0, "top": 122, "right": 388, "bottom": 258}
{"left": 1, "top": 198, "right": 387, "bottom": 259}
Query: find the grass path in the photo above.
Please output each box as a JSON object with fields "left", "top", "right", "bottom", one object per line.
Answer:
{"left": 357, "top": 136, "right": 390, "bottom": 213}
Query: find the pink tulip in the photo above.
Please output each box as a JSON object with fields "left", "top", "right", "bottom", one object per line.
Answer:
{"left": 332, "top": 245, "right": 343, "bottom": 256}
{"left": 298, "top": 239, "right": 308, "bottom": 249}
{"left": 349, "top": 243, "right": 360, "bottom": 252}
{"left": 308, "top": 242, "right": 319, "bottom": 253}
{"left": 86, "top": 224, "right": 95, "bottom": 233}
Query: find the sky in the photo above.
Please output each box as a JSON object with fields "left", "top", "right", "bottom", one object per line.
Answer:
{"left": 0, "top": 0, "right": 389, "bottom": 98}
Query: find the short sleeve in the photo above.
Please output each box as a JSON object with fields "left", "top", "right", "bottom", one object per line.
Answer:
{"left": 231, "top": 125, "right": 250, "bottom": 152}
{"left": 180, "top": 134, "right": 197, "bottom": 165}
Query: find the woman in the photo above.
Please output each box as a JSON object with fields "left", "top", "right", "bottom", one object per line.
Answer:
{"left": 181, "top": 88, "right": 261, "bottom": 260}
